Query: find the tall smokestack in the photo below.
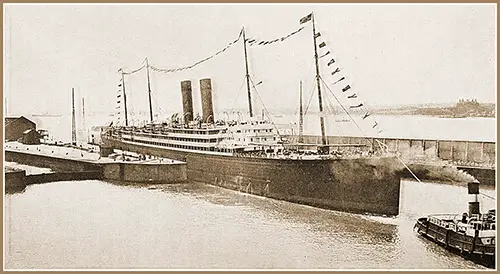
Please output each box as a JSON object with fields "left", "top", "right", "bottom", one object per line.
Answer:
{"left": 468, "top": 182, "right": 480, "bottom": 216}
{"left": 200, "top": 78, "right": 214, "bottom": 124}
{"left": 181, "top": 80, "right": 194, "bottom": 123}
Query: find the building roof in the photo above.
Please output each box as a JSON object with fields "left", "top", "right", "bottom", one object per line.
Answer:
{"left": 5, "top": 117, "right": 18, "bottom": 127}
{"left": 5, "top": 116, "right": 35, "bottom": 127}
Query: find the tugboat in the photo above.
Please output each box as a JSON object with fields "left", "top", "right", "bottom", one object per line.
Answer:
{"left": 414, "top": 182, "right": 496, "bottom": 268}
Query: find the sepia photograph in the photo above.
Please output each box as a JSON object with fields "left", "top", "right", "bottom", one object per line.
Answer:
{"left": 3, "top": 3, "right": 497, "bottom": 270}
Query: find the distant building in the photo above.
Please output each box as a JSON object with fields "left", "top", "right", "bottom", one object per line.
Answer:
{"left": 5, "top": 116, "right": 37, "bottom": 142}
{"left": 22, "top": 129, "right": 41, "bottom": 145}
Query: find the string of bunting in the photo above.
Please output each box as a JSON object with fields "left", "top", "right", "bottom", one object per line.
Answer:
{"left": 120, "top": 64, "right": 146, "bottom": 75}
{"left": 115, "top": 75, "right": 123, "bottom": 125}
{"left": 116, "top": 75, "right": 122, "bottom": 109}
{"left": 247, "top": 26, "right": 305, "bottom": 47}
{"left": 149, "top": 29, "right": 244, "bottom": 73}
{"left": 309, "top": 20, "right": 383, "bottom": 135}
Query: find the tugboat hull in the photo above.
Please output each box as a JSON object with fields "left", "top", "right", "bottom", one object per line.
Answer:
{"left": 415, "top": 217, "right": 496, "bottom": 269}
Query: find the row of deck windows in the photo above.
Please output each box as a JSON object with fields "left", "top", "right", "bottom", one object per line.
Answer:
{"left": 121, "top": 129, "right": 220, "bottom": 136}
{"left": 473, "top": 222, "right": 495, "bottom": 230}
{"left": 119, "top": 131, "right": 277, "bottom": 144}
{"left": 235, "top": 129, "right": 273, "bottom": 133}
{"left": 125, "top": 137, "right": 233, "bottom": 153}
{"left": 166, "top": 129, "right": 220, "bottom": 135}
{"left": 235, "top": 137, "right": 276, "bottom": 142}
{"left": 121, "top": 132, "right": 218, "bottom": 143}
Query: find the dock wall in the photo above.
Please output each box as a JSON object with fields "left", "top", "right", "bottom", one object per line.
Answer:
{"left": 5, "top": 150, "right": 187, "bottom": 185}
{"left": 284, "top": 135, "right": 496, "bottom": 167}
{"left": 5, "top": 150, "right": 102, "bottom": 172}
{"left": 5, "top": 168, "right": 27, "bottom": 191}
{"left": 26, "top": 171, "right": 103, "bottom": 185}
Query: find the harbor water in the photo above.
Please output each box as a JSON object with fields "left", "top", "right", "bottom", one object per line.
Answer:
{"left": 5, "top": 115, "right": 495, "bottom": 269}
{"left": 4, "top": 179, "right": 496, "bottom": 269}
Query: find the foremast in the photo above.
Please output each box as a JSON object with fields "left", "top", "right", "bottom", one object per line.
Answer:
{"left": 120, "top": 69, "right": 129, "bottom": 126}
{"left": 146, "top": 57, "right": 153, "bottom": 123}
{"left": 242, "top": 27, "right": 253, "bottom": 118}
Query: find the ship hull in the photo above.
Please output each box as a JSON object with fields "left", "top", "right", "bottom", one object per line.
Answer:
{"left": 414, "top": 217, "right": 495, "bottom": 269}
{"left": 102, "top": 136, "right": 403, "bottom": 216}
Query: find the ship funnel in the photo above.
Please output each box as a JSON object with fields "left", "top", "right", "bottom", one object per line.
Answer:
{"left": 468, "top": 181, "right": 480, "bottom": 216}
{"left": 200, "top": 78, "right": 214, "bottom": 124}
{"left": 469, "top": 202, "right": 480, "bottom": 216}
{"left": 181, "top": 80, "right": 194, "bottom": 124}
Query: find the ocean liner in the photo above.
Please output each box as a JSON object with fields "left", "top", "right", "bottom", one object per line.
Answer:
{"left": 101, "top": 13, "right": 403, "bottom": 216}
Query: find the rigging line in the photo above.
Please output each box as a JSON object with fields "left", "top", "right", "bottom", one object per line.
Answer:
{"left": 248, "top": 77, "right": 283, "bottom": 139}
{"left": 325, "top": 85, "right": 353, "bottom": 136}
{"left": 229, "top": 75, "right": 249, "bottom": 115}
{"left": 313, "top": 71, "right": 425, "bottom": 182}
{"left": 294, "top": 58, "right": 316, "bottom": 118}
{"left": 122, "top": 64, "right": 146, "bottom": 75}
{"left": 149, "top": 29, "right": 244, "bottom": 74}
{"left": 319, "top": 76, "right": 375, "bottom": 146}
{"left": 150, "top": 91, "right": 166, "bottom": 118}
{"left": 480, "top": 192, "right": 496, "bottom": 200}
{"left": 322, "top": 79, "right": 337, "bottom": 116}
{"left": 303, "top": 74, "right": 318, "bottom": 115}
{"left": 248, "top": 26, "right": 305, "bottom": 47}
{"left": 147, "top": 79, "right": 166, "bottom": 118}
{"left": 122, "top": 58, "right": 147, "bottom": 75}
{"left": 321, "top": 82, "right": 345, "bottom": 135}
{"left": 374, "top": 139, "right": 423, "bottom": 184}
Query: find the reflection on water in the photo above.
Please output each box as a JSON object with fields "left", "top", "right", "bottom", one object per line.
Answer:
{"left": 4, "top": 179, "right": 495, "bottom": 269}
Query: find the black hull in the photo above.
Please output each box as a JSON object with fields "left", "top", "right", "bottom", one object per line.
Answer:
{"left": 102, "top": 137, "right": 403, "bottom": 216}
{"left": 415, "top": 218, "right": 496, "bottom": 269}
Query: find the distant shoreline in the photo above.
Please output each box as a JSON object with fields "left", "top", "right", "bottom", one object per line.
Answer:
{"left": 371, "top": 111, "right": 496, "bottom": 118}
{"left": 370, "top": 101, "right": 495, "bottom": 118}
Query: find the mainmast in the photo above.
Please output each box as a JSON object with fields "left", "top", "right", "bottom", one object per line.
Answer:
{"left": 120, "top": 70, "right": 129, "bottom": 126}
{"left": 242, "top": 27, "right": 253, "bottom": 118}
{"left": 146, "top": 57, "right": 153, "bottom": 123}
{"left": 299, "top": 81, "right": 304, "bottom": 143}
{"left": 312, "top": 13, "right": 327, "bottom": 147}
{"left": 71, "top": 87, "right": 77, "bottom": 146}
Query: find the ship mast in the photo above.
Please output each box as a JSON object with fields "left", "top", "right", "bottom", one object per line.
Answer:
{"left": 71, "top": 87, "right": 77, "bottom": 146}
{"left": 242, "top": 27, "right": 253, "bottom": 118}
{"left": 299, "top": 81, "right": 304, "bottom": 143}
{"left": 120, "top": 70, "right": 129, "bottom": 127}
{"left": 146, "top": 57, "right": 153, "bottom": 123}
{"left": 82, "top": 97, "right": 87, "bottom": 143}
{"left": 312, "top": 13, "right": 327, "bottom": 147}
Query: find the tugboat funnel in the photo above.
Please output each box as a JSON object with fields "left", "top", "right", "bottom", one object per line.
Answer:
{"left": 469, "top": 201, "right": 480, "bottom": 216}
{"left": 468, "top": 181, "right": 481, "bottom": 216}
{"left": 468, "top": 181, "right": 480, "bottom": 195}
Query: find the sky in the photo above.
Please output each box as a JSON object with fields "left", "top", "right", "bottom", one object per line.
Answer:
{"left": 4, "top": 4, "right": 497, "bottom": 122}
